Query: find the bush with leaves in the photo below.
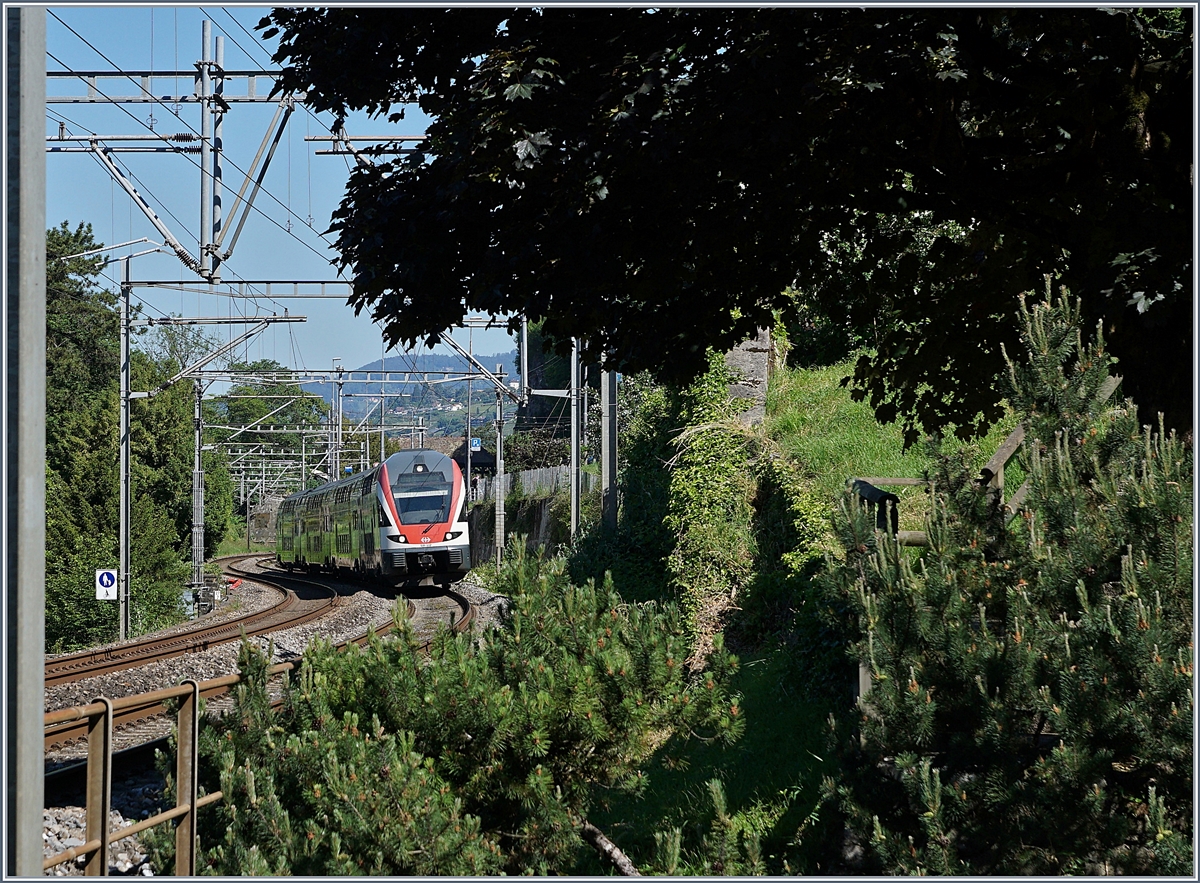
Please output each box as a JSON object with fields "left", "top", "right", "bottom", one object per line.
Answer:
{"left": 568, "top": 371, "right": 678, "bottom": 600}
{"left": 502, "top": 425, "right": 570, "bottom": 471}
{"left": 661, "top": 353, "right": 760, "bottom": 656}
{"left": 822, "top": 289, "right": 1192, "bottom": 874}
{"left": 157, "top": 544, "right": 743, "bottom": 875}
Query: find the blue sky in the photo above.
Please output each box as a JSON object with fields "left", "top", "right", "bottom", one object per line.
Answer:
{"left": 45, "top": 5, "right": 518, "bottom": 375}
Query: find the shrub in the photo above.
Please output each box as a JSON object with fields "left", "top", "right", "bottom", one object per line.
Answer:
{"left": 154, "top": 545, "right": 743, "bottom": 875}
{"left": 822, "top": 288, "right": 1193, "bottom": 874}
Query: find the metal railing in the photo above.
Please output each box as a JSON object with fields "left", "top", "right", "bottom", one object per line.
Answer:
{"left": 848, "top": 374, "right": 1122, "bottom": 547}
{"left": 43, "top": 662, "right": 295, "bottom": 875}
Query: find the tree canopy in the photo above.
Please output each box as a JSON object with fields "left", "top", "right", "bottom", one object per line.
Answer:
{"left": 260, "top": 7, "right": 1191, "bottom": 442}
{"left": 44, "top": 222, "right": 236, "bottom": 648}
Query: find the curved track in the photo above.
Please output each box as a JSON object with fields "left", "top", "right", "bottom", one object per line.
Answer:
{"left": 44, "top": 563, "right": 474, "bottom": 754}
{"left": 44, "top": 555, "right": 337, "bottom": 687}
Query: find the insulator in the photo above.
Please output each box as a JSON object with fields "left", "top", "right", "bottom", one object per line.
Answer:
{"left": 171, "top": 132, "right": 198, "bottom": 143}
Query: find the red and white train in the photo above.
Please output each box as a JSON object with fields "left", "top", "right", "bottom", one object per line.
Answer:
{"left": 276, "top": 448, "right": 471, "bottom": 582}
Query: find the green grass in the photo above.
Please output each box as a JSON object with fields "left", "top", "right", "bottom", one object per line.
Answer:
{"left": 766, "top": 358, "right": 1025, "bottom": 530}
{"left": 575, "top": 358, "right": 1031, "bottom": 873}
{"left": 577, "top": 648, "right": 837, "bottom": 874}
{"left": 214, "top": 529, "right": 275, "bottom": 559}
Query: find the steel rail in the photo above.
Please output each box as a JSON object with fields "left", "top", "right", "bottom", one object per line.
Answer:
{"left": 43, "top": 579, "right": 472, "bottom": 753}
{"left": 43, "top": 585, "right": 474, "bottom": 873}
{"left": 44, "top": 557, "right": 333, "bottom": 686}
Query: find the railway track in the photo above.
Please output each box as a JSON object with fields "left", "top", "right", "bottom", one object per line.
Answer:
{"left": 44, "top": 555, "right": 334, "bottom": 687}
{"left": 44, "top": 568, "right": 474, "bottom": 756}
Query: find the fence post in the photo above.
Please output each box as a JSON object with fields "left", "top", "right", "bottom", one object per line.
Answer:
{"left": 979, "top": 423, "right": 1025, "bottom": 508}
{"left": 175, "top": 678, "right": 201, "bottom": 875}
{"left": 85, "top": 697, "right": 114, "bottom": 876}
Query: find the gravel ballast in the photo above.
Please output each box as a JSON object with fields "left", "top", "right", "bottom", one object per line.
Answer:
{"left": 43, "top": 576, "right": 507, "bottom": 876}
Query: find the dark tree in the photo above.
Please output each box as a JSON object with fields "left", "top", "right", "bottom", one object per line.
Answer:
{"left": 260, "top": 7, "right": 1191, "bottom": 443}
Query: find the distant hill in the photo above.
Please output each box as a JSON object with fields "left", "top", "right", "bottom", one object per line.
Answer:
{"left": 355, "top": 349, "right": 518, "bottom": 376}
{"left": 308, "top": 349, "right": 518, "bottom": 416}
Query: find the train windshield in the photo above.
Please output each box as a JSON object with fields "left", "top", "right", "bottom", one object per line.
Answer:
{"left": 391, "top": 471, "right": 452, "bottom": 524}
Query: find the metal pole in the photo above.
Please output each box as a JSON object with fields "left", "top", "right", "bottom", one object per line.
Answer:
{"left": 301, "top": 434, "right": 306, "bottom": 491}
{"left": 601, "top": 370, "right": 618, "bottom": 531}
{"left": 6, "top": 8, "right": 47, "bottom": 872}
{"left": 379, "top": 336, "right": 386, "bottom": 461}
{"left": 191, "top": 379, "right": 205, "bottom": 607}
{"left": 199, "top": 20, "right": 212, "bottom": 278}
{"left": 520, "top": 317, "right": 529, "bottom": 406}
{"left": 337, "top": 367, "right": 344, "bottom": 474}
{"left": 465, "top": 328, "right": 472, "bottom": 499}
{"left": 119, "top": 259, "right": 131, "bottom": 641}
{"left": 175, "top": 680, "right": 201, "bottom": 875}
{"left": 210, "top": 35, "right": 224, "bottom": 281}
{"left": 494, "top": 388, "right": 504, "bottom": 566}
{"left": 570, "top": 339, "right": 579, "bottom": 538}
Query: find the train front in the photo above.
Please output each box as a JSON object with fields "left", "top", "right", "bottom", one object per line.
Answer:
{"left": 376, "top": 449, "right": 471, "bottom": 581}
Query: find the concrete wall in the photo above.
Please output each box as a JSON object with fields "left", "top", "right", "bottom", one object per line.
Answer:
{"left": 467, "top": 495, "right": 564, "bottom": 567}
{"left": 725, "top": 327, "right": 771, "bottom": 425}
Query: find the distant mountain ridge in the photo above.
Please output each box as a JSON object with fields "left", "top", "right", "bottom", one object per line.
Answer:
{"left": 353, "top": 349, "right": 518, "bottom": 376}
{"left": 309, "top": 349, "right": 518, "bottom": 413}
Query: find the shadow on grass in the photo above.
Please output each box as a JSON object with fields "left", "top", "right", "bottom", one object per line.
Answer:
{"left": 576, "top": 648, "right": 843, "bottom": 875}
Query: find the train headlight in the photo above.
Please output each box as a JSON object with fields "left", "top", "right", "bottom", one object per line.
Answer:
{"left": 444, "top": 531, "right": 462, "bottom": 541}
{"left": 389, "top": 534, "right": 406, "bottom": 544}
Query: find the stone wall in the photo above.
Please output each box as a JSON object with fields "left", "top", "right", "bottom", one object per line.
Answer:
{"left": 248, "top": 495, "right": 283, "bottom": 545}
{"left": 725, "top": 327, "right": 771, "bottom": 425}
{"left": 467, "top": 495, "right": 564, "bottom": 566}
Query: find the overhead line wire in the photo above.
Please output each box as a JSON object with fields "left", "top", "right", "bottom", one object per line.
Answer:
{"left": 48, "top": 105, "right": 293, "bottom": 318}
{"left": 45, "top": 22, "right": 345, "bottom": 274}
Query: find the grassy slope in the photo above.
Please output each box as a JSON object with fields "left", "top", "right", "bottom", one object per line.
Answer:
{"left": 583, "top": 358, "right": 1024, "bottom": 873}
{"left": 768, "top": 360, "right": 1023, "bottom": 531}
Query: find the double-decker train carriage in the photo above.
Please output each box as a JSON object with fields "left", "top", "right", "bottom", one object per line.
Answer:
{"left": 276, "top": 449, "right": 471, "bottom": 582}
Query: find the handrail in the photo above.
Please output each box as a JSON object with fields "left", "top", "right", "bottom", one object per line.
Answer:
{"left": 42, "top": 662, "right": 296, "bottom": 874}
{"left": 41, "top": 595, "right": 459, "bottom": 875}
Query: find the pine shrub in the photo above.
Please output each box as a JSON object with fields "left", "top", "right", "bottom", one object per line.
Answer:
{"left": 157, "top": 545, "right": 743, "bottom": 875}
{"left": 822, "top": 288, "right": 1193, "bottom": 874}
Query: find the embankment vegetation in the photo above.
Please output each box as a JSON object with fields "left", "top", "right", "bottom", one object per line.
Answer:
{"left": 171, "top": 284, "right": 1191, "bottom": 874}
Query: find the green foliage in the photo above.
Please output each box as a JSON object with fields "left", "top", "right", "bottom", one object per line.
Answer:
{"left": 649, "top": 780, "right": 768, "bottom": 875}
{"left": 822, "top": 290, "right": 1193, "bottom": 874}
{"left": 177, "top": 545, "right": 742, "bottom": 874}
{"left": 661, "top": 354, "right": 758, "bottom": 650}
{"left": 43, "top": 221, "right": 233, "bottom": 649}
{"left": 502, "top": 425, "right": 569, "bottom": 471}
{"left": 265, "top": 7, "right": 1191, "bottom": 439}
{"left": 582, "top": 647, "right": 836, "bottom": 875}
{"left": 206, "top": 359, "right": 329, "bottom": 494}
{"left": 44, "top": 530, "right": 118, "bottom": 653}
{"left": 568, "top": 372, "right": 676, "bottom": 601}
